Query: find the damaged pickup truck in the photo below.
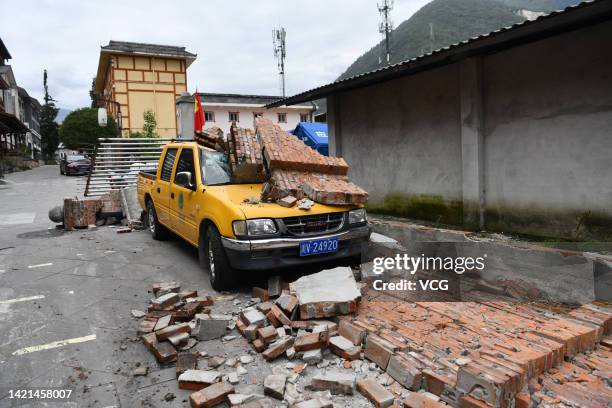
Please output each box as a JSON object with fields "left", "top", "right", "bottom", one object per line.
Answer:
{"left": 138, "top": 142, "right": 371, "bottom": 290}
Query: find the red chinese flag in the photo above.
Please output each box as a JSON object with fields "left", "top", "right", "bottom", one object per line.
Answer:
{"left": 194, "top": 91, "right": 205, "bottom": 134}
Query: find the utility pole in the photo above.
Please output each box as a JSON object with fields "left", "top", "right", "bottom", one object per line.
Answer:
{"left": 272, "top": 27, "right": 287, "bottom": 97}
{"left": 378, "top": 0, "right": 394, "bottom": 65}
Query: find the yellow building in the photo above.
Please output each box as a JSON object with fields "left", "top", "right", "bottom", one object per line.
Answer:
{"left": 95, "top": 41, "right": 196, "bottom": 137}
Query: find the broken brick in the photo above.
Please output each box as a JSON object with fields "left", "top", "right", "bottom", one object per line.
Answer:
{"left": 178, "top": 289, "right": 198, "bottom": 300}
{"left": 357, "top": 378, "right": 395, "bottom": 408}
{"left": 257, "top": 325, "right": 278, "bottom": 345}
{"left": 195, "top": 314, "right": 231, "bottom": 341}
{"left": 403, "top": 391, "right": 448, "bottom": 408}
{"left": 240, "top": 307, "right": 267, "bottom": 327}
{"left": 276, "top": 293, "right": 299, "bottom": 316}
{"left": 154, "top": 314, "right": 172, "bottom": 332}
{"left": 176, "top": 352, "right": 198, "bottom": 377}
{"left": 264, "top": 374, "right": 286, "bottom": 400}
{"left": 189, "top": 381, "right": 234, "bottom": 407}
{"left": 178, "top": 369, "right": 221, "bottom": 390}
{"left": 253, "top": 287, "right": 270, "bottom": 302}
{"left": 168, "top": 332, "right": 189, "bottom": 347}
{"left": 142, "top": 333, "right": 177, "bottom": 364}
{"left": 152, "top": 282, "right": 181, "bottom": 297}
{"left": 329, "top": 335, "right": 361, "bottom": 361}
{"left": 173, "top": 302, "right": 203, "bottom": 322}
{"left": 339, "top": 320, "right": 366, "bottom": 346}
{"left": 138, "top": 317, "right": 158, "bottom": 335}
{"left": 270, "top": 304, "right": 292, "bottom": 326}
{"left": 262, "top": 336, "right": 294, "bottom": 361}
{"left": 365, "top": 334, "right": 397, "bottom": 370}
{"left": 294, "top": 332, "right": 327, "bottom": 352}
{"left": 244, "top": 324, "right": 260, "bottom": 342}
{"left": 150, "top": 292, "right": 179, "bottom": 310}
{"left": 311, "top": 371, "right": 356, "bottom": 395}
{"left": 156, "top": 323, "right": 190, "bottom": 342}
{"left": 386, "top": 352, "right": 425, "bottom": 391}
{"left": 253, "top": 338, "right": 266, "bottom": 352}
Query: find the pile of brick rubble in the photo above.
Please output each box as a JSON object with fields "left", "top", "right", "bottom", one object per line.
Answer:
{"left": 197, "top": 117, "right": 368, "bottom": 208}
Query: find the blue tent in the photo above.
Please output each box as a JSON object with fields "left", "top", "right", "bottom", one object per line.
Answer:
{"left": 291, "top": 122, "right": 329, "bottom": 156}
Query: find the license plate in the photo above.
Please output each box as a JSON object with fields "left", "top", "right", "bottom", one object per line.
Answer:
{"left": 299, "top": 238, "right": 339, "bottom": 256}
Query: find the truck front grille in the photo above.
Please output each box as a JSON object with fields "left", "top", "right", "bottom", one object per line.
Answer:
{"left": 281, "top": 213, "right": 344, "bottom": 236}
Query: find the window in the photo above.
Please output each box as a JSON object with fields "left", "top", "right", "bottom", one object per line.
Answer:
{"left": 200, "top": 148, "right": 231, "bottom": 185}
{"left": 160, "top": 148, "right": 178, "bottom": 182}
{"left": 300, "top": 114, "right": 310, "bottom": 122}
{"left": 173, "top": 148, "right": 196, "bottom": 189}
{"left": 277, "top": 113, "right": 287, "bottom": 123}
{"left": 229, "top": 112, "right": 239, "bottom": 122}
{"left": 253, "top": 112, "right": 263, "bottom": 119}
{"left": 204, "top": 111, "right": 215, "bottom": 122}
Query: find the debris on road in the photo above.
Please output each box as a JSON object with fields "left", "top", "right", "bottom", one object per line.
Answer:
{"left": 134, "top": 276, "right": 612, "bottom": 408}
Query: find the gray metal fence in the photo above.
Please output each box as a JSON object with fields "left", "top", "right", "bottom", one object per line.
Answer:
{"left": 80, "top": 137, "right": 174, "bottom": 196}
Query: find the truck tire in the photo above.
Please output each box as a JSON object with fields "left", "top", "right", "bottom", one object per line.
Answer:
{"left": 200, "top": 225, "right": 238, "bottom": 291}
{"left": 146, "top": 199, "right": 168, "bottom": 240}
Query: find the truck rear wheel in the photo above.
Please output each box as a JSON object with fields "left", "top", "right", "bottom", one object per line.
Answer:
{"left": 146, "top": 199, "right": 168, "bottom": 240}
{"left": 200, "top": 225, "right": 238, "bottom": 291}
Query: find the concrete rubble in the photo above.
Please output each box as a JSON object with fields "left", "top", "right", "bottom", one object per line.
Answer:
{"left": 135, "top": 272, "right": 612, "bottom": 408}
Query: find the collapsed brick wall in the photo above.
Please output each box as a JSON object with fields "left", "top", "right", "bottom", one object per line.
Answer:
{"left": 227, "top": 124, "right": 266, "bottom": 183}
{"left": 195, "top": 127, "right": 226, "bottom": 152}
{"left": 254, "top": 117, "right": 368, "bottom": 206}
{"left": 63, "top": 197, "right": 102, "bottom": 229}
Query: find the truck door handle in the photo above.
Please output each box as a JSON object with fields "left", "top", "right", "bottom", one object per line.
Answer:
{"left": 156, "top": 187, "right": 160, "bottom": 194}
{"left": 171, "top": 193, "right": 175, "bottom": 199}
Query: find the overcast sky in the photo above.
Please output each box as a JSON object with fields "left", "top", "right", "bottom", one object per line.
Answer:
{"left": 2, "top": 0, "right": 430, "bottom": 110}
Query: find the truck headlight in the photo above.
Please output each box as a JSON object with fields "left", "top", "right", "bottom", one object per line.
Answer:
{"left": 348, "top": 208, "right": 367, "bottom": 224}
{"left": 246, "top": 219, "right": 277, "bottom": 235}
{"left": 232, "top": 220, "right": 247, "bottom": 236}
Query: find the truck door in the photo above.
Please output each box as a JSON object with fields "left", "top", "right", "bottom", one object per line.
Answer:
{"left": 155, "top": 147, "right": 178, "bottom": 227}
{"left": 169, "top": 147, "right": 200, "bottom": 245}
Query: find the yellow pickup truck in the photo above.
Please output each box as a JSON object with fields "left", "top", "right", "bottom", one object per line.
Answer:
{"left": 138, "top": 142, "right": 370, "bottom": 290}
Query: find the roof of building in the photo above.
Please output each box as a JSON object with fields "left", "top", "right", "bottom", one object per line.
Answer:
{"left": 0, "top": 38, "right": 11, "bottom": 61}
{"left": 101, "top": 40, "right": 197, "bottom": 60}
{"left": 196, "top": 93, "right": 315, "bottom": 109}
{"left": 266, "top": 0, "right": 612, "bottom": 108}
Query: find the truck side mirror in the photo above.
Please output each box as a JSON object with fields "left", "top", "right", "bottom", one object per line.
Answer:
{"left": 175, "top": 171, "right": 194, "bottom": 189}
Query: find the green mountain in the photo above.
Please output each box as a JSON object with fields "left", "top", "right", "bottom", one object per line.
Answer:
{"left": 337, "top": 0, "right": 579, "bottom": 81}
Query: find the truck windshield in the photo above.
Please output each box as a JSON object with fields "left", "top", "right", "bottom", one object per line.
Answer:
{"left": 200, "top": 148, "right": 231, "bottom": 185}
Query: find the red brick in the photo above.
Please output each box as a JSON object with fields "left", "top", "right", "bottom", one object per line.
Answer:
{"left": 403, "top": 391, "right": 448, "bottom": 408}
{"left": 252, "top": 338, "right": 266, "bottom": 352}
{"left": 257, "top": 325, "right": 278, "bottom": 345}
{"left": 176, "top": 352, "right": 198, "bottom": 377}
{"left": 294, "top": 332, "right": 327, "bottom": 352}
{"left": 386, "top": 353, "right": 425, "bottom": 391}
{"left": 63, "top": 197, "right": 101, "bottom": 230}
{"left": 253, "top": 287, "right": 269, "bottom": 301}
{"left": 179, "top": 290, "right": 198, "bottom": 300}
{"left": 178, "top": 369, "right": 221, "bottom": 391}
{"left": 365, "top": 334, "right": 397, "bottom": 370}
{"left": 338, "top": 320, "right": 366, "bottom": 346}
{"left": 328, "top": 336, "right": 361, "bottom": 360}
{"left": 276, "top": 293, "right": 299, "bottom": 316}
{"left": 189, "top": 381, "right": 234, "bottom": 407}
{"left": 262, "top": 336, "right": 293, "bottom": 361}
{"left": 138, "top": 317, "right": 158, "bottom": 335}
{"left": 142, "top": 333, "right": 177, "bottom": 364}
{"left": 357, "top": 378, "right": 395, "bottom": 408}
{"left": 269, "top": 304, "right": 292, "bottom": 326}
{"left": 150, "top": 292, "right": 180, "bottom": 310}
{"left": 156, "top": 323, "right": 190, "bottom": 341}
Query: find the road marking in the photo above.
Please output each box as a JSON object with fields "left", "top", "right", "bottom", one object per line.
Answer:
{"left": 28, "top": 262, "right": 53, "bottom": 269}
{"left": 0, "top": 295, "right": 45, "bottom": 305}
{"left": 0, "top": 212, "right": 36, "bottom": 226}
{"left": 12, "top": 334, "right": 96, "bottom": 356}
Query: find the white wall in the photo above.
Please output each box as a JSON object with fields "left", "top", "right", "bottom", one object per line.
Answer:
{"left": 203, "top": 104, "right": 312, "bottom": 134}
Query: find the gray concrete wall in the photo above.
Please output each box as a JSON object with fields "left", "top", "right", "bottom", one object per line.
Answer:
{"left": 329, "top": 20, "right": 612, "bottom": 240}
{"left": 334, "top": 65, "right": 464, "bottom": 225}
{"left": 483, "top": 21, "right": 612, "bottom": 239}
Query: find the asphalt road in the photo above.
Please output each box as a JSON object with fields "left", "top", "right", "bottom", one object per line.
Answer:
{"left": 0, "top": 165, "right": 222, "bottom": 407}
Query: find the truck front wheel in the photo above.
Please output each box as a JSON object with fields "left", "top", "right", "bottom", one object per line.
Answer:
{"left": 146, "top": 199, "right": 168, "bottom": 240}
{"left": 200, "top": 225, "right": 238, "bottom": 291}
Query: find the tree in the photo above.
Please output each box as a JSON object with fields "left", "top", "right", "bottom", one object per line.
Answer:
{"left": 39, "top": 69, "right": 60, "bottom": 162}
{"left": 142, "top": 110, "right": 157, "bottom": 138}
{"left": 59, "top": 108, "right": 117, "bottom": 149}
{"left": 89, "top": 78, "right": 99, "bottom": 108}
